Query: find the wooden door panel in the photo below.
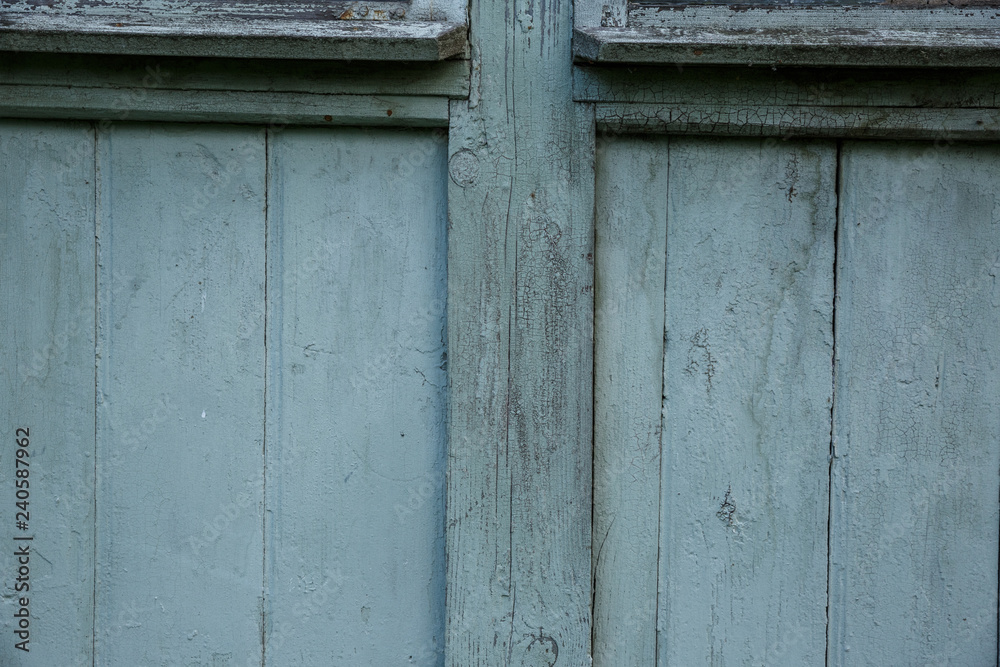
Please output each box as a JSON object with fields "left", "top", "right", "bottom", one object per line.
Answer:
{"left": 95, "top": 124, "right": 268, "bottom": 666}
{"left": 594, "top": 136, "right": 1000, "bottom": 665}
{"left": 830, "top": 141, "right": 1000, "bottom": 666}
{"left": 659, "top": 137, "right": 836, "bottom": 665}
{"left": 594, "top": 136, "right": 836, "bottom": 665}
{"left": 1, "top": 122, "right": 448, "bottom": 666}
{"left": 264, "top": 127, "right": 448, "bottom": 665}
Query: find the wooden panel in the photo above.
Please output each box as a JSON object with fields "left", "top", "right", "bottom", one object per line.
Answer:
{"left": 575, "top": 65, "right": 1000, "bottom": 110}
{"left": 592, "top": 135, "right": 667, "bottom": 665}
{"left": 0, "top": 86, "right": 449, "bottom": 128}
{"left": 659, "top": 138, "right": 835, "bottom": 664}
{"left": 95, "top": 124, "right": 266, "bottom": 665}
{"left": 444, "top": 0, "right": 595, "bottom": 656}
{"left": 265, "top": 128, "right": 448, "bottom": 664}
{"left": 0, "top": 15, "right": 467, "bottom": 62}
{"left": 0, "top": 54, "right": 471, "bottom": 98}
{"left": 0, "top": 0, "right": 465, "bottom": 24}
{"left": 0, "top": 121, "right": 95, "bottom": 666}
{"left": 831, "top": 142, "right": 1000, "bottom": 665}
{"left": 594, "top": 104, "right": 1000, "bottom": 142}
{"left": 577, "top": 8, "right": 1000, "bottom": 68}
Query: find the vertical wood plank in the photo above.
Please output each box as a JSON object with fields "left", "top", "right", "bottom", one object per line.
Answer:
{"left": 830, "top": 141, "right": 1000, "bottom": 666}
{"left": 95, "top": 124, "right": 266, "bottom": 666}
{"left": 659, "top": 138, "right": 836, "bottom": 665}
{"left": 0, "top": 121, "right": 95, "bottom": 666}
{"left": 445, "top": 0, "right": 595, "bottom": 660}
{"left": 265, "top": 127, "right": 448, "bottom": 664}
{"left": 592, "top": 135, "right": 668, "bottom": 665}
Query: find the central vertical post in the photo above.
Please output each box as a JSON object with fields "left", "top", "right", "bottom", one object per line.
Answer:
{"left": 446, "top": 0, "right": 596, "bottom": 663}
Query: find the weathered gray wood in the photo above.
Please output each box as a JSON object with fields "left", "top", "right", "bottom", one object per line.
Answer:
{"left": 592, "top": 135, "right": 668, "bottom": 665}
{"left": 445, "top": 0, "right": 595, "bottom": 662}
{"left": 0, "top": 85, "right": 450, "bottom": 128}
{"left": 627, "top": 4, "right": 1000, "bottom": 28}
{"left": 830, "top": 141, "right": 1000, "bottom": 665}
{"left": 576, "top": 65, "right": 1000, "bottom": 110}
{"left": 265, "top": 127, "right": 448, "bottom": 664}
{"left": 95, "top": 124, "right": 266, "bottom": 665}
{"left": 576, "top": 0, "right": 627, "bottom": 28}
{"left": 575, "top": 8, "right": 1000, "bottom": 67}
{"left": 1, "top": 0, "right": 465, "bottom": 23}
{"left": 0, "top": 121, "right": 95, "bottom": 666}
{"left": 0, "top": 16, "right": 467, "bottom": 61}
{"left": 0, "top": 53, "right": 470, "bottom": 99}
{"left": 659, "top": 138, "right": 835, "bottom": 664}
{"left": 595, "top": 103, "right": 1000, "bottom": 140}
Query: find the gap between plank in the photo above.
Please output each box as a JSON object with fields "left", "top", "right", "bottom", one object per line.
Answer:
{"left": 825, "top": 139, "right": 843, "bottom": 667}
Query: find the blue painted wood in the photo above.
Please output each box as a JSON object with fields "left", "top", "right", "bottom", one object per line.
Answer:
{"left": 95, "top": 124, "right": 267, "bottom": 666}
{"left": 830, "top": 141, "right": 1000, "bottom": 665}
{"left": 0, "top": 121, "right": 96, "bottom": 666}
{"left": 264, "top": 127, "right": 448, "bottom": 665}
{"left": 593, "top": 134, "right": 668, "bottom": 665}
{"left": 657, "top": 138, "right": 836, "bottom": 665}
{"left": 590, "top": 136, "right": 837, "bottom": 663}
{"left": 444, "top": 0, "right": 596, "bottom": 658}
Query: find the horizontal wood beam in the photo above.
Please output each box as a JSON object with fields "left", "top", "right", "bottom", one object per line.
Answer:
{"left": 575, "top": 8, "right": 1000, "bottom": 67}
{"left": 0, "top": 14, "right": 467, "bottom": 61}
{"left": 595, "top": 102, "right": 1000, "bottom": 139}
{"left": 0, "top": 53, "right": 471, "bottom": 99}
{"left": 0, "top": 85, "right": 449, "bottom": 126}
{"left": 575, "top": 64, "right": 1000, "bottom": 109}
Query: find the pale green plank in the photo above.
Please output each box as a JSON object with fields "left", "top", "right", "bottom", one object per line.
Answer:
{"left": 659, "top": 138, "right": 835, "bottom": 665}
{"left": 830, "top": 141, "right": 1000, "bottom": 666}
{"left": 0, "top": 86, "right": 449, "bottom": 128}
{"left": 0, "top": 121, "right": 95, "bottom": 666}
{"left": 594, "top": 103, "right": 1000, "bottom": 141}
{"left": 592, "top": 134, "right": 668, "bottom": 666}
{"left": 265, "top": 127, "right": 447, "bottom": 664}
{"left": 95, "top": 124, "right": 266, "bottom": 665}
{"left": 444, "top": 0, "right": 595, "bottom": 658}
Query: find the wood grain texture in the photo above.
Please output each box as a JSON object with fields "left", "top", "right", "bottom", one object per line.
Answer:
{"left": 445, "top": 0, "right": 595, "bottom": 662}
{"left": 0, "top": 16, "right": 467, "bottom": 62}
{"left": 0, "top": 86, "right": 450, "bottom": 128}
{"left": 592, "top": 135, "right": 668, "bottom": 665}
{"left": 658, "top": 138, "right": 835, "bottom": 665}
{"left": 265, "top": 127, "right": 448, "bottom": 664}
{"left": 0, "top": 121, "right": 95, "bottom": 666}
{"left": 95, "top": 124, "right": 266, "bottom": 665}
{"left": 575, "top": 0, "right": 627, "bottom": 28}
{"left": 628, "top": 4, "right": 1000, "bottom": 28}
{"left": 595, "top": 103, "right": 1000, "bottom": 141}
{"left": 575, "top": 8, "right": 1000, "bottom": 68}
{"left": 1, "top": 0, "right": 465, "bottom": 23}
{"left": 830, "top": 141, "right": 1000, "bottom": 666}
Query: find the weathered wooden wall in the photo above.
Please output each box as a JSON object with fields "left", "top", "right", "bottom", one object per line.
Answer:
{"left": 593, "top": 135, "right": 1000, "bottom": 665}
{"left": 830, "top": 141, "right": 1000, "bottom": 665}
{"left": 1, "top": 121, "right": 448, "bottom": 665}
{"left": 2, "top": 48, "right": 999, "bottom": 667}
